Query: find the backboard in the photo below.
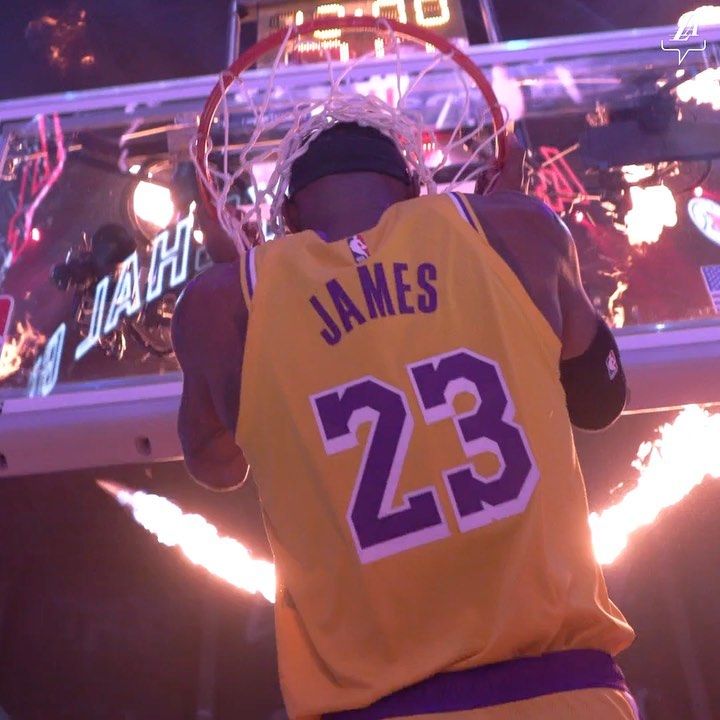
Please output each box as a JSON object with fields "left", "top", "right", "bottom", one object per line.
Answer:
{"left": 1, "top": 21, "right": 719, "bottom": 475}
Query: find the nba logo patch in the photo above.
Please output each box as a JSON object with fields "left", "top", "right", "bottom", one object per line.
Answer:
{"left": 606, "top": 349, "right": 619, "bottom": 380}
{"left": 0, "top": 295, "right": 14, "bottom": 354}
{"left": 348, "top": 235, "right": 369, "bottom": 263}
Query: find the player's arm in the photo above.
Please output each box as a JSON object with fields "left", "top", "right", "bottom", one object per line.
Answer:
{"left": 196, "top": 200, "right": 240, "bottom": 263}
{"left": 475, "top": 128, "right": 527, "bottom": 196}
{"left": 555, "top": 218, "right": 627, "bottom": 430}
{"left": 467, "top": 189, "right": 625, "bottom": 429}
{"left": 171, "top": 261, "right": 249, "bottom": 490}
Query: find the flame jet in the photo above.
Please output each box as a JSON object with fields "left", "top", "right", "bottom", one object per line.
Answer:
{"left": 96, "top": 479, "right": 276, "bottom": 602}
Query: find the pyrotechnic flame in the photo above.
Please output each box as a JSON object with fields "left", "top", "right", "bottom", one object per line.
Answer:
{"left": 98, "top": 406, "right": 720, "bottom": 595}
{"left": 590, "top": 405, "right": 720, "bottom": 565}
{"left": 678, "top": 5, "right": 720, "bottom": 28}
{"left": 677, "top": 68, "right": 720, "bottom": 111}
{"left": 621, "top": 164, "right": 655, "bottom": 184}
{"left": 0, "top": 320, "right": 46, "bottom": 382}
{"left": 97, "top": 480, "right": 276, "bottom": 602}
{"left": 624, "top": 185, "right": 677, "bottom": 246}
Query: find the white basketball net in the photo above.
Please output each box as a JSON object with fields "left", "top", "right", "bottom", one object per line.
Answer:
{"left": 194, "top": 21, "right": 509, "bottom": 253}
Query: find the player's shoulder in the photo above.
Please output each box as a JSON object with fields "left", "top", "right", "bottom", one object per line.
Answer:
{"left": 464, "top": 191, "right": 573, "bottom": 259}
{"left": 464, "top": 190, "right": 560, "bottom": 227}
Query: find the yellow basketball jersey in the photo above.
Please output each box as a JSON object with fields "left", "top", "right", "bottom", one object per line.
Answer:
{"left": 236, "top": 193, "right": 634, "bottom": 719}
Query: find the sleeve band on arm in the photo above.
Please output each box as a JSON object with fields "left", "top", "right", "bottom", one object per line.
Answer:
{"left": 560, "top": 317, "right": 627, "bottom": 430}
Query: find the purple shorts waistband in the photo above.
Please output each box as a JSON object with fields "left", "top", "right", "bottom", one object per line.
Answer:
{"left": 323, "top": 649, "right": 629, "bottom": 720}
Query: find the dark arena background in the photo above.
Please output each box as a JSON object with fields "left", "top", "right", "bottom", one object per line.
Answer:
{"left": 1, "top": 1, "right": 720, "bottom": 718}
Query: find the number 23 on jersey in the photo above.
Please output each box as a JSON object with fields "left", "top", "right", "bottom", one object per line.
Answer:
{"left": 311, "top": 348, "right": 539, "bottom": 563}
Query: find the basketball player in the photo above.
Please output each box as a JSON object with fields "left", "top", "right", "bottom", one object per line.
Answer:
{"left": 172, "top": 122, "right": 637, "bottom": 719}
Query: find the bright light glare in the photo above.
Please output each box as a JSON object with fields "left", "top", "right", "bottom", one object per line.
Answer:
{"left": 621, "top": 164, "right": 655, "bottom": 184}
{"left": 591, "top": 405, "right": 720, "bottom": 565}
{"left": 193, "top": 229, "right": 204, "bottom": 244}
{"left": 624, "top": 185, "right": 677, "bottom": 245}
{"left": 491, "top": 66, "right": 525, "bottom": 122}
{"left": 128, "top": 164, "right": 142, "bottom": 175}
{"left": 133, "top": 181, "right": 175, "bottom": 228}
{"left": 252, "top": 162, "right": 275, "bottom": 193}
{"left": 554, "top": 65, "right": 582, "bottom": 104}
{"left": 677, "top": 68, "right": 720, "bottom": 111}
{"left": 678, "top": 5, "right": 720, "bottom": 27}
{"left": 31, "top": 227, "right": 41, "bottom": 242}
{"left": 112, "top": 486, "right": 276, "bottom": 602}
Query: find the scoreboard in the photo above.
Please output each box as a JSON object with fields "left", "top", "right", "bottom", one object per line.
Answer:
{"left": 256, "top": 0, "right": 469, "bottom": 63}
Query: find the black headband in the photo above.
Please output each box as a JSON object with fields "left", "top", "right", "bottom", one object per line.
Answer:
{"left": 288, "top": 122, "right": 412, "bottom": 196}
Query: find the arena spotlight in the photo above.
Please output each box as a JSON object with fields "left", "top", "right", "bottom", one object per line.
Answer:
{"left": 132, "top": 181, "right": 175, "bottom": 229}
{"left": 124, "top": 158, "right": 179, "bottom": 239}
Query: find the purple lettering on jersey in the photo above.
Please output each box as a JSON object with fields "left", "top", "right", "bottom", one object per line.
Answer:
{"left": 312, "top": 378, "right": 448, "bottom": 562}
{"left": 327, "top": 279, "right": 367, "bottom": 332}
{"left": 393, "top": 263, "right": 415, "bottom": 315}
{"left": 416, "top": 263, "right": 438, "bottom": 314}
{"left": 409, "top": 350, "right": 538, "bottom": 533}
{"left": 445, "top": 359, "right": 531, "bottom": 510}
{"left": 312, "top": 349, "right": 537, "bottom": 562}
{"left": 310, "top": 295, "right": 342, "bottom": 346}
{"left": 358, "top": 263, "right": 396, "bottom": 318}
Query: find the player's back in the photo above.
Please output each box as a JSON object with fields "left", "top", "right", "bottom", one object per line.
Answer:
{"left": 236, "top": 192, "right": 634, "bottom": 717}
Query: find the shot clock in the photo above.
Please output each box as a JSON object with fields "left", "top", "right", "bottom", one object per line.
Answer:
{"left": 256, "top": 0, "right": 469, "bottom": 63}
